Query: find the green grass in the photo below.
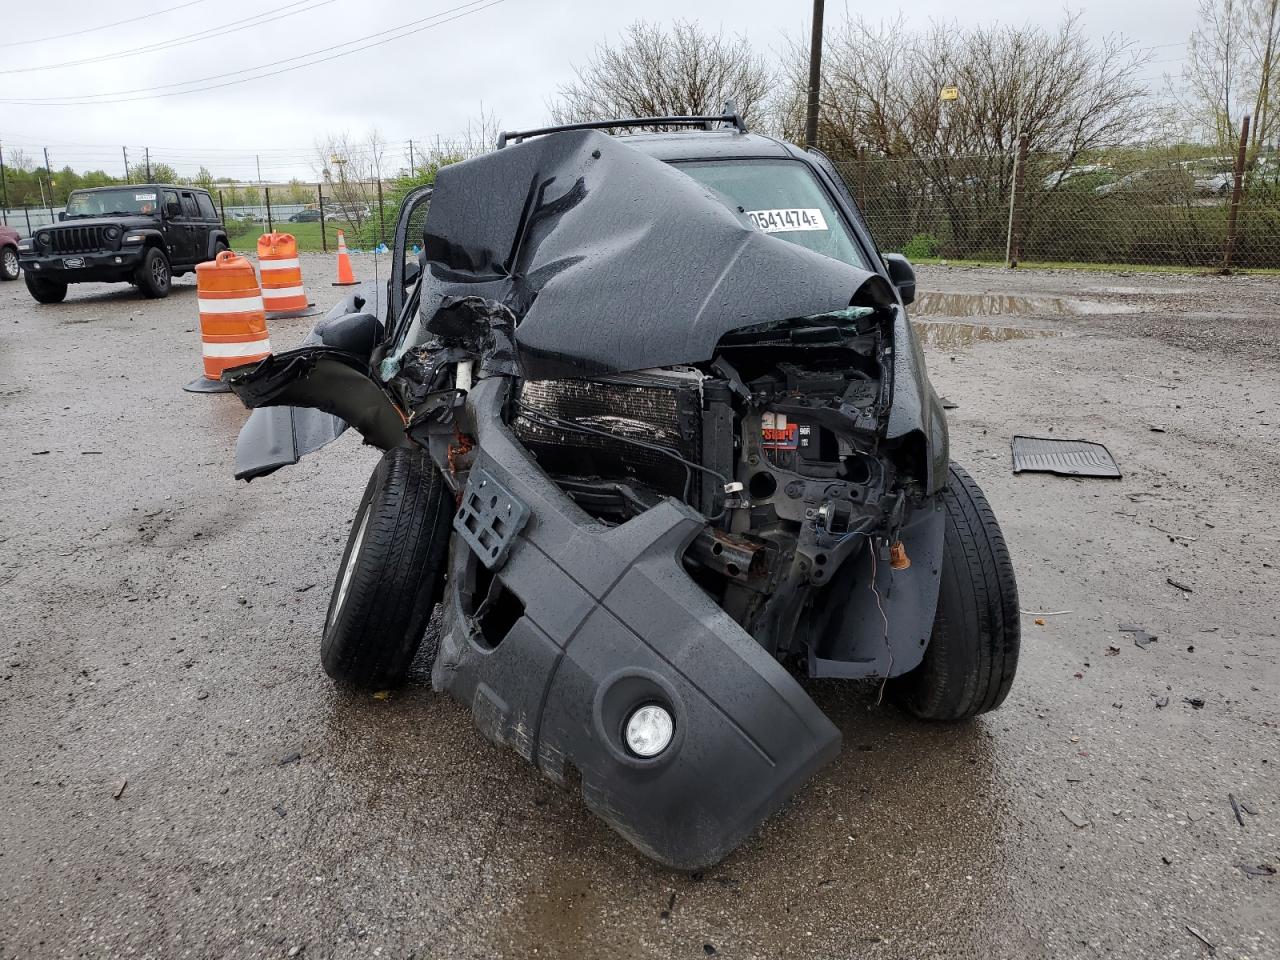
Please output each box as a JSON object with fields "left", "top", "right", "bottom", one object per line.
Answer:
{"left": 225, "top": 219, "right": 391, "bottom": 254}
{"left": 908, "top": 256, "right": 1280, "bottom": 276}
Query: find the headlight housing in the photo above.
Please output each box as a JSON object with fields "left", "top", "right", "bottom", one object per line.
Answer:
{"left": 17, "top": 238, "right": 32, "bottom": 251}
{"left": 122, "top": 233, "right": 145, "bottom": 244}
{"left": 104, "top": 226, "right": 119, "bottom": 242}
{"left": 36, "top": 232, "right": 50, "bottom": 247}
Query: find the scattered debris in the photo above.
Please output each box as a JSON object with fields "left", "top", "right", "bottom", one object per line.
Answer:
{"left": 279, "top": 751, "right": 302, "bottom": 766}
{"left": 295, "top": 583, "right": 316, "bottom": 593}
{"left": 1238, "top": 864, "right": 1276, "bottom": 878}
{"left": 1060, "top": 808, "right": 1091, "bottom": 829}
{"left": 373, "top": 690, "right": 392, "bottom": 700}
{"left": 939, "top": 396, "right": 959, "bottom": 409}
{"left": 273, "top": 804, "right": 287, "bottom": 818}
{"left": 1149, "top": 424, "right": 1167, "bottom": 432}
{"left": 113, "top": 779, "right": 128, "bottom": 800}
{"left": 1119, "top": 623, "right": 1158, "bottom": 649}
{"left": 196, "top": 690, "right": 209, "bottom": 701}
{"left": 288, "top": 947, "right": 305, "bottom": 958}
{"left": 1155, "top": 696, "right": 1170, "bottom": 708}
{"left": 32, "top": 450, "right": 50, "bottom": 455}
{"left": 1229, "top": 794, "right": 1246, "bottom": 827}
{"left": 1184, "top": 697, "right": 1206, "bottom": 710}
{"left": 1161, "top": 855, "right": 1173, "bottom": 865}
{"left": 80, "top": 450, "right": 104, "bottom": 455}
{"left": 1034, "top": 617, "right": 1046, "bottom": 626}
{"left": 703, "top": 944, "right": 717, "bottom": 956}
{"left": 1167, "top": 578, "right": 1194, "bottom": 593}
{"left": 1106, "top": 645, "right": 1120, "bottom": 656}
{"left": 659, "top": 891, "right": 677, "bottom": 919}
{"left": 1185, "top": 924, "right": 1216, "bottom": 953}
{"left": 1011, "top": 436, "right": 1121, "bottom": 479}
{"left": 1239, "top": 800, "right": 1258, "bottom": 816}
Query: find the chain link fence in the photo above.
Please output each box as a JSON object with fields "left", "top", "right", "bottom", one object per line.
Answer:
{"left": 833, "top": 143, "right": 1280, "bottom": 269}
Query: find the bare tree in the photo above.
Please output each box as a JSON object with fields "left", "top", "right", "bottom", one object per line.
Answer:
{"left": 550, "top": 20, "right": 773, "bottom": 127}
{"left": 313, "top": 129, "right": 387, "bottom": 232}
{"left": 403, "top": 106, "right": 501, "bottom": 177}
{"left": 776, "top": 13, "right": 1151, "bottom": 248}
{"left": 1181, "top": 0, "right": 1279, "bottom": 165}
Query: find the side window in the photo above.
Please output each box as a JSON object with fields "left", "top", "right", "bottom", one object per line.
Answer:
{"left": 196, "top": 193, "right": 218, "bottom": 220}
{"left": 180, "top": 192, "right": 200, "bottom": 218}
{"left": 163, "top": 190, "right": 180, "bottom": 216}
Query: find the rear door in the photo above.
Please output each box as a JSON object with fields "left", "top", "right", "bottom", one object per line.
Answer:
{"left": 180, "top": 191, "right": 207, "bottom": 263}
{"left": 163, "top": 189, "right": 195, "bottom": 264}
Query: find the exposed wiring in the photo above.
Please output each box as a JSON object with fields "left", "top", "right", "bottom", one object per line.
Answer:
{"left": 868, "top": 543, "right": 893, "bottom": 706}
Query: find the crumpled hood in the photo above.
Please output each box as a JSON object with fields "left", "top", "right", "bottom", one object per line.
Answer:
{"left": 420, "top": 129, "right": 893, "bottom": 379}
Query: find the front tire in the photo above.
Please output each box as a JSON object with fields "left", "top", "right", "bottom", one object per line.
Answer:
{"left": 25, "top": 274, "right": 67, "bottom": 303}
{"left": 889, "top": 463, "right": 1020, "bottom": 719}
{"left": 1, "top": 246, "right": 19, "bottom": 281}
{"left": 136, "top": 247, "right": 171, "bottom": 298}
{"left": 322, "top": 446, "right": 455, "bottom": 688}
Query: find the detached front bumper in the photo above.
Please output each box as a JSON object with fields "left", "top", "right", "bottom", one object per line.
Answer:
{"left": 433, "top": 378, "right": 841, "bottom": 870}
{"left": 19, "top": 248, "right": 143, "bottom": 281}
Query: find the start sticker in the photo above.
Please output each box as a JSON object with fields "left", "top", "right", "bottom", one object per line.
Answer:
{"left": 761, "top": 412, "right": 799, "bottom": 450}
{"left": 747, "top": 208, "right": 828, "bottom": 233}
{"left": 135, "top": 192, "right": 157, "bottom": 201}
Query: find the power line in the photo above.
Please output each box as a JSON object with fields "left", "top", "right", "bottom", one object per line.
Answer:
{"left": 0, "top": 0, "right": 506, "bottom": 106}
{"left": 0, "top": 0, "right": 209, "bottom": 48}
{"left": 0, "top": 0, "right": 335, "bottom": 75}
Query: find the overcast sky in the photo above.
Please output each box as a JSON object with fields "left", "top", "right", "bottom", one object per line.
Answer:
{"left": 2, "top": 0, "right": 1197, "bottom": 183}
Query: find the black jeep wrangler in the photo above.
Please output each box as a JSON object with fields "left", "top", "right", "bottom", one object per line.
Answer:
{"left": 17, "top": 184, "right": 229, "bottom": 303}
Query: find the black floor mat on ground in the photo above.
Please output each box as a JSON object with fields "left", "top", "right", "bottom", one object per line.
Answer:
{"left": 1011, "top": 436, "right": 1122, "bottom": 478}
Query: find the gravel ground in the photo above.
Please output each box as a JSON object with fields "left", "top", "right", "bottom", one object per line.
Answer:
{"left": 0, "top": 256, "right": 1277, "bottom": 959}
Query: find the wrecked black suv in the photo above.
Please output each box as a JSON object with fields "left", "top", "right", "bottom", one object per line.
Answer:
{"left": 18, "top": 184, "right": 228, "bottom": 303}
{"left": 224, "top": 110, "right": 1020, "bottom": 870}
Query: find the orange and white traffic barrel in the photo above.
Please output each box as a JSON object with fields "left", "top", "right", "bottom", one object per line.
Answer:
{"left": 183, "top": 250, "right": 271, "bottom": 394}
{"left": 257, "top": 232, "right": 313, "bottom": 316}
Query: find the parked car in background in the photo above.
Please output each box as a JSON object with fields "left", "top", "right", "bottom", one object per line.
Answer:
{"left": 16, "top": 184, "right": 228, "bottom": 303}
{"left": 288, "top": 209, "right": 322, "bottom": 222}
{"left": 0, "top": 225, "right": 20, "bottom": 281}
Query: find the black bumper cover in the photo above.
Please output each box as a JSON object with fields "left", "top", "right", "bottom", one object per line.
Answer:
{"left": 20, "top": 248, "right": 143, "bottom": 281}
{"left": 432, "top": 379, "right": 841, "bottom": 870}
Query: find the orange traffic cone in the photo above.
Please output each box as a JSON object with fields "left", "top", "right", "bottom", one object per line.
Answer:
{"left": 332, "top": 229, "right": 358, "bottom": 286}
{"left": 184, "top": 250, "right": 271, "bottom": 394}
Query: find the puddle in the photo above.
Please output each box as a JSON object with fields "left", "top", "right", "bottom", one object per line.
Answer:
{"left": 912, "top": 291, "right": 1135, "bottom": 317}
{"left": 912, "top": 319, "right": 1065, "bottom": 348}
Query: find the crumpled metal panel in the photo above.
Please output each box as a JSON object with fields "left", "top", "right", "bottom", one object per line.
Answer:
{"left": 420, "top": 129, "right": 895, "bottom": 380}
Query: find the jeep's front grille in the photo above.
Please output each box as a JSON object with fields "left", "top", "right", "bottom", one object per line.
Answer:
{"left": 50, "top": 226, "right": 110, "bottom": 254}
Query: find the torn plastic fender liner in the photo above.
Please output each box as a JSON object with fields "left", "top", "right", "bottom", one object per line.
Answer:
{"left": 222, "top": 346, "right": 407, "bottom": 452}
{"left": 432, "top": 378, "right": 841, "bottom": 870}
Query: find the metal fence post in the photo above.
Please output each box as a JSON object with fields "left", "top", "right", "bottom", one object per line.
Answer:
{"left": 1005, "top": 132, "right": 1029, "bottom": 268}
{"left": 24, "top": 207, "right": 32, "bottom": 232}
{"left": 1223, "top": 114, "right": 1252, "bottom": 273}
{"left": 376, "top": 178, "right": 386, "bottom": 245}
{"left": 218, "top": 189, "right": 226, "bottom": 227}
{"left": 318, "top": 183, "right": 328, "bottom": 254}
{"left": 265, "top": 186, "right": 273, "bottom": 234}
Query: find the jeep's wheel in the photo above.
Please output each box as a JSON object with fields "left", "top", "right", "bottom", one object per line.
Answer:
{"left": 136, "top": 248, "right": 171, "bottom": 298}
{"left": 0, "top": 247, "right": 19, "bottom": 281}
{"left": 322, "top": 446, "right": 455, "bottom": 688}
{"left": 889, "top": 463, "right": 1020, "bottom": 720}
{"left": 25, "top": 274, "right": 67, "bottom": 303}
{"left": 212, "top": 240, "right": 229, "bottom": 261}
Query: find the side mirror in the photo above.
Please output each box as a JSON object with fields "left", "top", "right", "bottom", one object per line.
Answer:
{"left": 58, "top": 211, "right": 67, "bottom": 222}
{"left": 166, "top": 201, "right": 182, "bottom": 219}
{"left": 882, "top": 252, "right": 916, "bottom": 305}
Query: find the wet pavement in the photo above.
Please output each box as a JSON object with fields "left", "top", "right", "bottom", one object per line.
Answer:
{"left": 1, "top": 257, "right": 1277, "bottom": 959}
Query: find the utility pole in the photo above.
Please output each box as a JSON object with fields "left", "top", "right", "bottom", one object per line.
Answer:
{"left": 144, "top": 146, "right": 152, "bottom": 180}
{"left": 122, "top": 146, "right": 130, "bottom": 182}
{"left": 804, "top": 0, "right": 825, "bottom": 149}
{"left": 408, "top": 139, "right": 416, "bottom": 176}
{"left": 256, "top": 154, "right": 262, "bottom": 184}
{"left": 0, "top": 140, "right": 9, "bottom": 212}
{"left": 1224, "top": 113, "right": 1252, "bottom": 272}
{"left": 43, "top": 147, "right": 55, "bottom": 218}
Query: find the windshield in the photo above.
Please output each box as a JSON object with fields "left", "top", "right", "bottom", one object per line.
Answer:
{"left": 65, "top": 188, "right": 161, "bottom": 219}
{"left": 673, "top": 160, "right": 868, "bottom": 269}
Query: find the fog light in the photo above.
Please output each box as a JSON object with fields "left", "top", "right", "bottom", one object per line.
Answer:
{"left": 624, "top": 704, "right": 674, "bottom": 758}
{"left": 114, "top": 256, "right": 122, "bottom": 263}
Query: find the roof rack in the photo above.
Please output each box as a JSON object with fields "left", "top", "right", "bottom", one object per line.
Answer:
{"left": 496, "top": 100, "right": 746, "bottom": 149}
